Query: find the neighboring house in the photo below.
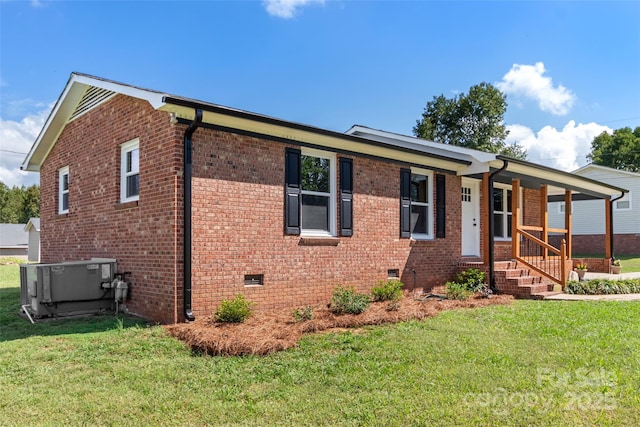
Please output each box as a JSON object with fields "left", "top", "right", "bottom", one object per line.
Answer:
{"left": 549, "top": 164, "right": 639, "bottom": 255}
{"left": 24, "top": 218, "right": 40, "bottom": 262}
{"left": 20, "top": 73, "right": 625, "bottom": 324}
{"left": 0, "top": 224, "right": 28, "bottom": 259}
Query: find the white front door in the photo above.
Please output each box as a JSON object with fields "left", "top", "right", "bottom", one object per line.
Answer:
{"left": 461, "top": 178, "right": 480, "bottom": 257}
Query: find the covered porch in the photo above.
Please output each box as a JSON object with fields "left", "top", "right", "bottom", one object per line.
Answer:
{"left": 463, "top": 156, "right": 627, "bottom": 298}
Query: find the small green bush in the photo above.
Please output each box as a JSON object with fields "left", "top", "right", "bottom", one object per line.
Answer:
{"left": 565, "top": 278, "right": 640, "bottom": 295}
{"left": 330, "top": 286, "right": 371, "bottom": 315}
{"left": 454, "top": 268, "right": 486, "bottom": 292}
{"left": 214, "top": 294, "right": 254, "bottom": 323}
{"left": 292, "top": 306, "right": 314, "bottom": 322}
{"left": 371, "top": 279, "right": 404, "bottom": 302}
{"left": 445, "top": 281, "right": 472, "bottom": 301}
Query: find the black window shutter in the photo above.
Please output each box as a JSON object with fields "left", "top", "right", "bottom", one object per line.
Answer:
{"left": 285, "top": 148, "right": 301, "bottom": 235}
{"left": 400, "top": 168, "right": 411, "bottom": 238}
{"left": 436, "top": 174, "right": 446, "bottom": 238}
{"left": 339, "top": 158, "right": 353, "bottom": 236}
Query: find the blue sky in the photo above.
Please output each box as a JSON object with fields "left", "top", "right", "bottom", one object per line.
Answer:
{"left": 1, "top": 0, "right": 639, "bottom": 187}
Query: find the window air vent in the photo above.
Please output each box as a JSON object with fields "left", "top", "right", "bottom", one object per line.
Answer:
{"left": 69, "top": 87, "right": 116, "bottom": 122}
{"left": 244, "top": 274, "right": 264, "bottom": 286}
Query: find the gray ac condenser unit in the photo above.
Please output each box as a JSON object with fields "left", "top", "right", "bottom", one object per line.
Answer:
{"left": 20, "top": 258, "right": 118, "bottom": 319}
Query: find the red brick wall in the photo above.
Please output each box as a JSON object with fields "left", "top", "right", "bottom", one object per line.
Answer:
{"left": 523, "top": 188, "right": 541, "bottom": 228}
{"left": 189, "top": 127, "right": 464, "bottom": 316}
{"left": 549, "top": 234, "right": 640, "bottom": 256}
{"left": 40, "top": 93, "right": 561, "bottom": 323}
{"left": 39, "top": 95, "right": 183, "bottom": 323}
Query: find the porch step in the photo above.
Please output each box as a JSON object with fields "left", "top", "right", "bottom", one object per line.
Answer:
{"left": 494, "top": 261, "right": 560, "bottom": 299}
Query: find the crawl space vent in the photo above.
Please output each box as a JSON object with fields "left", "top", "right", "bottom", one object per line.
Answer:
{"left": 244, "top": 274, "right": 264, "bottom": 286}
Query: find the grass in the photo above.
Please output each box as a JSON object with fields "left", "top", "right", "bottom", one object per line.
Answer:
{"left": 2, "top": 263, "right": 640, "bottom": 426}
{"left": 573, "top": 254, "right": 640, "bottom": 273}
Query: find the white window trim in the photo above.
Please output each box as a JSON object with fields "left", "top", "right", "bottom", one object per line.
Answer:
{"left": 120, "top": 138, "right": 140, "bottom": 203}
{"left": 614, "top": 192, "right": 632, "bottom": 211}
{"left": 300, "top": 148, "right": 336, "bottom": 237}
{"left": 493, "top": 184, "right": 522, "bottom": 241}
{"left": 58, "top": 166, "right": 69, "bottom": 214}
{"left": 410, "top": 167, "right": 434, "bottom": 240}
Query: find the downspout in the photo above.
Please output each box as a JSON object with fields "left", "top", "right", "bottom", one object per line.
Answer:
{"left": 488, "top": 159, "right": 509, "bottom": 292}
{"left": 183, "top": 109, "right": 203, "bottom": 321}
{"left": 609, "top": 191, "right": 626, "bottom": 263}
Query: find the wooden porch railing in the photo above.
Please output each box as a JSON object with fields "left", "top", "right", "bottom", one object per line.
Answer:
{"left": 514, "top": 226, "right": 568, "bottom": 290}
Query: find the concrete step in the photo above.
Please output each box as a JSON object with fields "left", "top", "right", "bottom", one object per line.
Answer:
{"left": 531, "top": 291, "right": 564, "bottom": 300}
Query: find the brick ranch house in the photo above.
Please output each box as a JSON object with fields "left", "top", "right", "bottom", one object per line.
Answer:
{"left": 21, "top": 73, "right": 627, "bottom": 324}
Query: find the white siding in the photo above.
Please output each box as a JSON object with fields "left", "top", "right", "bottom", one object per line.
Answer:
{"left": 27, "top": 229, "right": 40, "bottom": 262}
{"left": 548, "top": 166, "right": 640, "bottom": 235}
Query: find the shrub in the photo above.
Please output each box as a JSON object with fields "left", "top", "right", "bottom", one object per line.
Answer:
{"left": 454, "top": 268, "right": 486, "bottom": 292}
{"left": 371, "top": 279, "right": 404, "bottom": 302}
{"left": 565, "top": 278, "right": 640, "bottom": 295}
{"left": 330, "top": 286, "right": 371, "bottom": 315}
{"left": 214, "top": 294, "right": 254, "bottom": 323}
{"left": 292, "top": 306, "right": 314, "bottom": 322}
{"left": 445, "top": 281, "right": 472, "bottom": 301}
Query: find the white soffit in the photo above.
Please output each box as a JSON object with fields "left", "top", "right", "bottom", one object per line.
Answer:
{"left": 161, "top": 105, "right": 470, "bottom": 173}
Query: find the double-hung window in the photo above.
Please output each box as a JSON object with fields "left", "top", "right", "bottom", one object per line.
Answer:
{"left": 58, "top": 166, "right": 69, "bottom": 214}
{"left": 285, "top": 148, "right": 341, "bottom": 237}
{"left": 120, "top": 139, "right": 140, "bottom": 203}
{"left": 400, "top": 168, "right": 434, "bottom": 239}
{"left": 300, "top": 149, "right": 336, "bottom": 236}
{"left": 493, "top": 186, "right": 512, "bottom": 239}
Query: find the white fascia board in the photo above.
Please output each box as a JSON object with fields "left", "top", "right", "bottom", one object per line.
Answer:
{"left": 573, "top": 163, "right": 640, "bottom": 179}
{"left": 21, "top": 73, "right": 167, "bottom": 172}
{"left": 345, "top": 125, "right": 495, "bottom": 165}
{"left": 71, "top": 74, "right": 166, "bottom": 109}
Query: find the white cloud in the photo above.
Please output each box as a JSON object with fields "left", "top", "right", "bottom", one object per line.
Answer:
{"left": 263, "top": 0, "right": 324, "bottom": 19}
{"left": 497, "top": 62, "right": 576, "bottom": 116}
{"left": 0, "top": 106, "right": 50, "bottom": 187}
{"left": 506, "top": 121, "right": 611, "bottom": 171}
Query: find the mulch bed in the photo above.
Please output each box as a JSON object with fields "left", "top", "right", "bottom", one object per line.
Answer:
{"left": 165, "top": 294, "right": 514, "bottom": 356}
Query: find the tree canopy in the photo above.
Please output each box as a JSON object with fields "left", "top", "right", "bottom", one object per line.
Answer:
{"left": 0, "top": 182, "right": 40, "bottom": 224}
{"left": 587, "top": 126, "right": 640, "bottom": 173}
{"left": 413, "top": 82, "right": 526, "bottom": 159}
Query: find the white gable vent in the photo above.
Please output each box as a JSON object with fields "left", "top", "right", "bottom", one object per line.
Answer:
{"left": 69, "top": 86, "right": 116, "bottom": 122}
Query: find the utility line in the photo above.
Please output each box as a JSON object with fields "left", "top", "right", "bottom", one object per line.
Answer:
{"left": 0, "top": 149, "right": 28, "bottom": 155}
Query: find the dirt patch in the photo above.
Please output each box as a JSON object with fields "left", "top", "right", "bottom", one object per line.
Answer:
{"left": 165, "top": 294, "right": 513, "bottom": 356}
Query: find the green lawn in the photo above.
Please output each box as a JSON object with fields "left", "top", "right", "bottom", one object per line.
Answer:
{"left": 1, "top": 263, "right": 640, "bottom": 426}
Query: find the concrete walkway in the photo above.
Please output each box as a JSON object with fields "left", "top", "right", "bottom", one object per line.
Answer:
{"left": 544, "top": 271, "right": 640, "bottom": 301}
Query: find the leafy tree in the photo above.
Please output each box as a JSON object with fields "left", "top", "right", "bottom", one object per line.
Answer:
{"left": 301, "top": 155, "right": 329, "bottom": 192}
{"left": 0, "top": 182, "right": 40, "bottom": 223}
{"left": 0, "top": 183, "right": 9, "bottom": 222}
{"left": 587, "top": 126, "right": 640, "bottom": 172}
{"left": 20, "top": 185, "right": 40, "bottom": 223}
{"left": 413, "top": 82, "right": 526, "bottom": 159}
